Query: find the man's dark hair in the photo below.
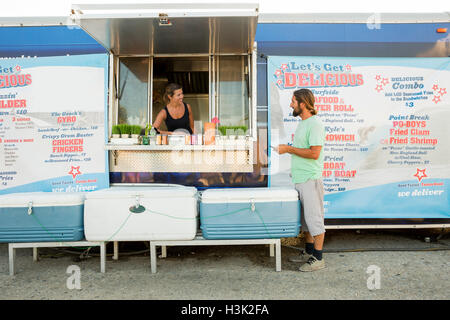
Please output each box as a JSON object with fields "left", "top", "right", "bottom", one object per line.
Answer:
{"left": 293, "top": 88, "right": 316, "bottom": 115}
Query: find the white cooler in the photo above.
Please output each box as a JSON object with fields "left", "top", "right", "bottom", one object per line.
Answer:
{"left": 84, "top": 186, "right": 198, "bottom": 241}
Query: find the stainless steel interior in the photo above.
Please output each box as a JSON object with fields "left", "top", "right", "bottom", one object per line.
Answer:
{"left": 73, "top": 12, "right": 258, "bottom": 55}
{"left": 152, "top": 57, "right": 210, "bottom": 131}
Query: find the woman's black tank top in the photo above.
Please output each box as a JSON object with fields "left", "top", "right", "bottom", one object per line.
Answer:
{"left": 164, "top": 102, "right": 192, "bottom": 134}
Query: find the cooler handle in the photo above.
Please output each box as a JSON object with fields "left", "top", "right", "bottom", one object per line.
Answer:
{"left": 250, "top": 198, "right": 255, "bottom": 212}
{"left": 129, "top": 195, "right": 146, "bottom": 214}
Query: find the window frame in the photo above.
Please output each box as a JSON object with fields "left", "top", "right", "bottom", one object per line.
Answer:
{"left": 112, "top": 52, "right": 256, "bottom": 138}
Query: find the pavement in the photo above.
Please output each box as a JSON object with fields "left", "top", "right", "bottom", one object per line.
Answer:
{"left": 0, "top": 229, "right": 449, "bottom": 300}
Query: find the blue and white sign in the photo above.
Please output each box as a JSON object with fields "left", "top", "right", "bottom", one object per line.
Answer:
{"left": 268, "top": 56, "right": 450, "bottom": 219}
{"left": 0, "top": 53, "right": 109, "bottom": 194}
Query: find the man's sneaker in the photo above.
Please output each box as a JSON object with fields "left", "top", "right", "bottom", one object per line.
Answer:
{"left": 288, "top": 250, "right": 313, "bottom": 263}
{"left": 299, "top": 256, "right": 325, "bottom": 272}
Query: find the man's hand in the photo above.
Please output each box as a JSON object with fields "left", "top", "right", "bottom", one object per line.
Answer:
{"left": 273, "top": 144, "right": 322, "bottom": 160}
{"left": 274, "top": 144, "right": 290, "bottom": 155}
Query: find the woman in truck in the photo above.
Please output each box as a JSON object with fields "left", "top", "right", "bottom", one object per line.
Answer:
{"left": 152, "top": 83, "right": 194, "bottom": 135}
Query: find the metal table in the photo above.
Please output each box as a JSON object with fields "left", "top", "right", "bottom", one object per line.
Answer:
{"left": 149, "top": 236, "right": 281, "bottom": 274}
{"left": 8, "top": 241, "right": 106, "bottom": 276}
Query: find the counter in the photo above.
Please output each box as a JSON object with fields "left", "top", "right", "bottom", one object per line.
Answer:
{"left": 106, "top": 142, "right": 254, "bottom": 173}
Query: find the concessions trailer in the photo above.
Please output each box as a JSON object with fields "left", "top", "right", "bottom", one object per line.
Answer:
{"left": 0, "top": 4, "right": 449, "bottom": 230}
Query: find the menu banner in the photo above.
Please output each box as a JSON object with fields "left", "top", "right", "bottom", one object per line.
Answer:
{"left": 0, "top": 54, "right": 109, "bottom": 194}
{"left": 268, "top": 56, "right": 449, "bottom": 219}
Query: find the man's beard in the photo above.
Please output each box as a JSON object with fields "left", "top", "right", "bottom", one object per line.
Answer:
{"left": 292, "top": 106, "right": 302, "bottom": 117}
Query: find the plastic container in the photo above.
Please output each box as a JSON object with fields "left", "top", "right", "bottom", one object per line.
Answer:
{"left": 204, "top": 122, "right": 216, "bottom": 145}
{"left": 200, "top": 187, "right": 300, "bottom": 239}
{"left": 84, "top": 186, "right": 199, "bottom": 241}
{"left": 0, "top": 192, "right": 85, "bottom": 242}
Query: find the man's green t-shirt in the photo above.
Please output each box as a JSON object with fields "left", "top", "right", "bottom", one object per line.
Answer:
{"left": 291, "top": 115, "right": 325, "bottom": 184}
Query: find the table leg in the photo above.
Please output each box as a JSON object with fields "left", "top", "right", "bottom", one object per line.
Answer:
{"left": 150, "top": 244, "right": 157, "bottom": 274}
{"left": 8, "top": 244, "right": 15, "bottom": 276}
{"left": 113, "top": 241, "right": 119, "bottom": 261}
{"left": 100, "top": 242, "right": 106, "bottom": 273}
{"left": 275, "top": 240, "right": 281, "bottom": 272}
{"left": 33, "top": 247, "right": 38, "bottom": 262}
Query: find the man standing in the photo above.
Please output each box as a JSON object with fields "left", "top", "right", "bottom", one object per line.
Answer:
{"left": 275, "top": 88, "right": 326, "bottom": 272}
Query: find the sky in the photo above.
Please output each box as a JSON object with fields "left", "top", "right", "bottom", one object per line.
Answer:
{"left": 0, "top": 0, "right": 448, "bottom": 17}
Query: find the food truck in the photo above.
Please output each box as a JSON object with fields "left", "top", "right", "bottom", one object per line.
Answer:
{"left": 0, "top": 3, "right": 449, "bottom": 231}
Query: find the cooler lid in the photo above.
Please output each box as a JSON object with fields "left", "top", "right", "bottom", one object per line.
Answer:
{"left": 84, "top": 185, "right": 198, "bottom": 199}
{"left": 201, "top": 187, "right": 299, "bottom": 203}
{"left": 0, "top": 192, "right": 85, "bottom": 207}
{"left": 70, "top": 3, "right": 259, "bottom": 55}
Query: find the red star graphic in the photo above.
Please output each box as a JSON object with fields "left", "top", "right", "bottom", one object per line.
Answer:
{"left": 375, "top": 84, "right": 383, "bottom": 92}
{"left": 277, "top": 79, "right": 283, "bottom": 85}
{"left": 432, "top": 84, "right": 439, "bottom": 91}
{"left": 414, "top": 168, "right": 427, "bottom": 182}
{"left": 432, "top": 95, "right": 441, "bottom": 104}
{"left": 274, "top": 69, "right": 282, "bottom": 77}
{"left": 438, "top": 88, "right": 447, "bottom": 96}
{"left": 281, "top": 64, "right": 288, "bottom": 70}
{"left": 375, "top": 75, "right": 381, "bottom": 81}
{"left": 381, "top": 78, "right": 389, "bottom": 86}
{"left": 15, "top": 65, "right": 21, "bottom": 72}
{"left": 345, "top": 64, "right": 352, "bottom": 71}
{"left": 68, "top": 166, "right": 81, "bottom": 179}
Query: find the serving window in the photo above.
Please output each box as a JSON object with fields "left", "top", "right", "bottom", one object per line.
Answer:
{"left": 215, "top": 55, "right": 250, "bottom": 131}
{"left": 114, "top": 54, "right": 253, "bottom": 136}
{"left": 117, "top": 57, "right": 149, "bottom": 126}
{"left": 72, "top": 3, "right": 258, "bottom": 173}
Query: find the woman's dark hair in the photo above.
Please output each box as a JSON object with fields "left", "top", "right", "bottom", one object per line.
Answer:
{"left": 293, "top": 88, "right": 317, "bottom": 115}
{"left": 163, "top": 83, "right": 183, "bottom": 104}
